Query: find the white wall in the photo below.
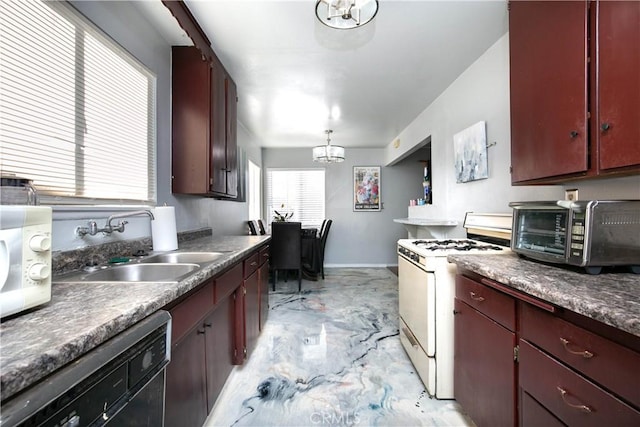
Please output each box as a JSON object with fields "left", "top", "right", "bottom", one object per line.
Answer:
{"left": 51, "top": 1, "right": 257, "bottom": 251}
{"left": 262, "top": 148, "right": 417, "bottom": 266}
{"left": 385, "top": 34, "right": 639, "bottom": 238}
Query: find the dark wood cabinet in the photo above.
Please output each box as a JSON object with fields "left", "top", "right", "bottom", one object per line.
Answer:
{"left": 258, "top": 245, "right": 270, "bottom": 331}
{"left": 509, "top": 0, "right": 640, "bottom": 184}
{"left": 455, "top": 271, "right": 640, "bottom": 427}
{"left": 454, "top": 275, "right": 517, "bottom": 427}
{"left": 164, "top": 248, "right": 267, "bottom": 425}
{"left": 171, "top": 46, "right": 238, "bottom": 198}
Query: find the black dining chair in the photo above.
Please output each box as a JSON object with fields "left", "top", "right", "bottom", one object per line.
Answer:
{"left": 257, "top": 219, "right": 266, "bottom": 235}
{"left": 247, "top": 220, "right": 258, "bottom": 235}
{"left": 317, "top": 219, "right": 332, "bottom": 279}
{"left": 269, "top": 221, "right": 302, "bottom": 292}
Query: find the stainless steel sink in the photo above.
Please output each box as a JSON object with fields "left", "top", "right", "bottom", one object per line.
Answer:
{"left": 57, "top": 263, "right": 200, "bottom": 283}
{"left": 140, "top": 252, "right": 227, "bottom": 264}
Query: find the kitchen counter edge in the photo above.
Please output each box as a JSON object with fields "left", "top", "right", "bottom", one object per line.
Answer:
{"left": 447, "top": 252, "right": 640, "bottom": 338}
{"left": 0, "top": 234, "right": 270, "bottom": 401}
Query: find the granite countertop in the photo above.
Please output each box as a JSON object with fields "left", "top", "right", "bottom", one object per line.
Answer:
{"left": 0, "top": 235, "right": 270, "bottom": 401}
{"left": 447, "top": 252, "right": 640, "bottom": 338}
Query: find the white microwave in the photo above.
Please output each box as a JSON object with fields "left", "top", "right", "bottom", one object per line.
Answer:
{"left": 0, "top": 206, "right": 52, "bottom": 318}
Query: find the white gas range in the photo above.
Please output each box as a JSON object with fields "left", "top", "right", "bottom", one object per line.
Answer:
{"left": 397, "top": 212, "right": 512, "bottom": 399}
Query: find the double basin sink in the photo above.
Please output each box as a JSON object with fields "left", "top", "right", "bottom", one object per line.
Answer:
{"left": 55, "top": 252, "right": 227, "bottom": 284}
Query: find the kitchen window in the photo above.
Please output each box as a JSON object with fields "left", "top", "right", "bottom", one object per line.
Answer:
{"left": 266, "top": 169, "right": 325, "bottom": 230}
{"left": 0, "top": 0, "right": 156, "bottom": 204}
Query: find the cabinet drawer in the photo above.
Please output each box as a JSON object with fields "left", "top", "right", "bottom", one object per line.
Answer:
{"left": 259, "top": 245, "right": 270, "bottom": 266}
{"left": 456, "top": 274, "right": 516, "bottom": 331}
{"left": 244, "top": 252, "right": 260, "bottom": 278}
{"left": 519, "top": 340, "right": 640, "bottom": 426}
{"left": 215, "top": 263, "right": 242, "bottom": 304}
{"left": 521, "top": 303, "right": 640, "bottom": 408}
{"left": 170, "top": 281, "right": 214, "bottom": 344}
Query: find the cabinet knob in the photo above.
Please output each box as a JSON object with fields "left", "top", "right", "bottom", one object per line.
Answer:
{"left": 569, "top": 130, "right": 579, "bottom": 138}
{"left": 197, "top": 329, "right": 205, "bottom": 335}
{"left": 601, "top": 122, "right": 611, "bottom": 131}
{"left": 204, "top": 323, "right": 212, "bottom": 328}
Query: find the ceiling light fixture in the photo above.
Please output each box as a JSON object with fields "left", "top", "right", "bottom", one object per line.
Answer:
{"left": 313, "top": 130, "right": 345, "bottom": 163}
{"left": 315, "top": 0, "right": 379, "bottom": 30}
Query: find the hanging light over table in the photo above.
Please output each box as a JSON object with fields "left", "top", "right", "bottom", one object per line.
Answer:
{"left": 313, "top": 130, "right": 345, "bottom": 163}
{"left": 315, "top": 0, "right": 379, "bottom": 30}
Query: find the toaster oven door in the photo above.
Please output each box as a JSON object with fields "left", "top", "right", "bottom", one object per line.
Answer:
{"left": 511, "top": 207, "right": 569, "bottom": 263}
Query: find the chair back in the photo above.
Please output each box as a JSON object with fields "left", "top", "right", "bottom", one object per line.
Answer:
{"left": 270, "top": 222, "right": 302, "bottom": 270}
{"left": 257, "top": 219, "right": 266, "bottom": 235}
{"left": 247, "top": 220, "right": 258, "bottom": 235}
{"left": 319, "top": 219, "right": 332, "bottom": 251}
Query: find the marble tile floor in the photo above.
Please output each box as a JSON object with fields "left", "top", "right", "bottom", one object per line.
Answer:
{"left": 204, "top": 268, "right": 475, "bottom": 427}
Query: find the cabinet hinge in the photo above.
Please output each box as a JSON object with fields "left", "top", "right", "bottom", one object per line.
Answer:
{"left": 587, "top": 111, "right": 591, "bottom": 119}
{"left": 243, "top": 347, "right": 248, "bottom": 358}
{"left": 209, "top": 178, "right": 213, "bottom": 185}
{"left": 243, "top": 286, "right": 247, "bottom": 295}
{"left": 514, "top": 345, "right": 520, "bottom": 362}
{"left": 234, "top": 348, "right": 237, "bottom": 357}
{"left": 509, "top": 166, "right": 513, "bottom": 174}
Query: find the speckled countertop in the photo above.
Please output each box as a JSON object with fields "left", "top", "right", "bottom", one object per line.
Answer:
{"left": 447, "top": 253, "right": 640, "bottom": 338}
{"left": 0, "top": 235, "right": 270, "bottom": 401}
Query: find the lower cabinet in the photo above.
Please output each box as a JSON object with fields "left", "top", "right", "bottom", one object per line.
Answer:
{"left": 454, "top": 272, "right": 640, "bottom": 427}
{"left": 454, "top": 275, "right": 517, "bottom": 427}
{"left": 258, "top": 256, "right": 269, "bottom": 331}
{"left": 165, "top": 325, "right": 208, "bottom": 427}
{"left": 164, "top": 245, "right": 269, "bottom": 427}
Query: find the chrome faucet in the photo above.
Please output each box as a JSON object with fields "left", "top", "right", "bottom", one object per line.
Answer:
{"left": 76, "top": 210, "right": 155, "bottom": 237}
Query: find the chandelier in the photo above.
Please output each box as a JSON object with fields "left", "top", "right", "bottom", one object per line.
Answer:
{"left": 315, "top": 0, "right": 379, "bottom": 30}
{"left": 313, "top": 130, "right": 345, "bottom": 163}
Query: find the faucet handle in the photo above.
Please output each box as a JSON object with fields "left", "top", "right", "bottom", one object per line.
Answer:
{"left": 113, "top": 220, "right": 128, "bottom": 233}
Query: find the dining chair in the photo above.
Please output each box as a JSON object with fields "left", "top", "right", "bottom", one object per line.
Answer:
{"left": 269, "top": 221, "right": 302, "bottom": 292}
{"left": 317, "top": 219, "right": 332, "bottom": 279}
{"left": 247, "top": 220, "right": 258, "bottom": 235}
{"left": 257, "top": 219, "right": 266, "bottom": 235}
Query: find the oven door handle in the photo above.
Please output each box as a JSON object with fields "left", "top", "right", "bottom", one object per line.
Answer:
{"left": 401, "top": 326, "right": 420, "bottom": 349}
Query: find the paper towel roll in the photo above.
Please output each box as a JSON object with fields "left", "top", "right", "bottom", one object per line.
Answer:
{"left": 151, "top": 206, "right": 178, "bottom": 251}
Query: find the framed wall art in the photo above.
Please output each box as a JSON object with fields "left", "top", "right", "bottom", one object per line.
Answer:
{"left": 353, "top": 166, "right": 381, "bottom": 211}
{"left": 453, "top": 121, "right": 488, "bottom": 183}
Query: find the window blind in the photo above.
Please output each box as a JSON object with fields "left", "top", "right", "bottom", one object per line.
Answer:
{"left": 266, "top": 169, "right": 325, "bottom": 229}
{"left": 0, "top": 1, "right": 156, "bottom": 204}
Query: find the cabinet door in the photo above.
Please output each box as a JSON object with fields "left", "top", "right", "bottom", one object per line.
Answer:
{"left": 509, "top": 1, "right": 588, "bottom": 183}
{"left": 596, "top": 1, "right": 640, "bottom": 170}
{"left": 171, "top": 47, "right": 211, "bottom": 194}
{"left": 204, "top": 297, "right": 235, "bottom": 412}
{"left": 225, "top": 76, "right": 238, "bottom": 198}
{"left": 165, "top": 328, "right": 208, "bottom": 427}
{"left": 259, "top": 260, "right": 269, "bottom": 331}
{"left": 454, "top": 298, "right": 517, "bottom": 427}
{"left": 244, "top": 269, "right": 260, "bottom": 359}
{"left": 210, "top": 57, "right": 227, "bottom": 195}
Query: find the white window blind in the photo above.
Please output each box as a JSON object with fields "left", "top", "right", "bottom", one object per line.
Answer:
{"left": 266, "top": 169, "right": 325, "bottom": 229}
{"left": 0, "top": 1, "right": 156, "bottom": 204}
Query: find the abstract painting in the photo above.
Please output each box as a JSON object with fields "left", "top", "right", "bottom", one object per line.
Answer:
{"left": 453, "top": 121, "right": 488, "bottom": 183}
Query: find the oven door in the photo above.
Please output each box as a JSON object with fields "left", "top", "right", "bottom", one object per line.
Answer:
{"left": 398, "top": 255, "right": 435, "bottom": 356}
{"left": 511, "top": 206, "right": 569, "bottom": 263}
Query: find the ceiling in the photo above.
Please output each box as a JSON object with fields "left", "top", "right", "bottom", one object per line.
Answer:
{"left": 139, "top": 1, "right": 509, "bottom": 149}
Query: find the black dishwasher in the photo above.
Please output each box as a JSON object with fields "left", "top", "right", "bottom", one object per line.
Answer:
{"left": 0, "top": 311, "right": 171, "bottom": 427}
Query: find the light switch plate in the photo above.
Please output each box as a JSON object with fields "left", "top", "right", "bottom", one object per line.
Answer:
{"left": 565, "top": 189, "right": 578, "bottom": 201}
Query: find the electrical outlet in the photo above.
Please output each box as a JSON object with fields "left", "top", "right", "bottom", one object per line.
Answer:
{"left": 565, "top": 189, "right": 578, "bottom": 201}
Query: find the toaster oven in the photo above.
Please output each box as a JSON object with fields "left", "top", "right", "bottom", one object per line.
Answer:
{"left": 509, "top": 200, "right": 640, "bottom": 274}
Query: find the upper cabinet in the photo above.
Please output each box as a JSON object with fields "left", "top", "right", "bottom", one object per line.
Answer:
{"left": 171, "top": 46, "right": 238, "bottom": 198}
{"left": 509, "top": 0, "right": 640, "bottom": 184}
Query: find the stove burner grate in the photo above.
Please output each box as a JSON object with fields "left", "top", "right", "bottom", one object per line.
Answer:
{"left": 410, "top": 239, "right": 504, "bottom": 252}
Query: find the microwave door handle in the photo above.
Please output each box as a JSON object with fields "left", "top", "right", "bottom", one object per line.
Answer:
{"left": 0, "top": 239, "right": 9, "bottom": 291}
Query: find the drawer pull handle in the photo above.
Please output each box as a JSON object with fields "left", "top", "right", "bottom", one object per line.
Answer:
{"left": 560, "top": 338, "right": 594, "bottom": 358}
{"left": 557, "top": 386, "right": 593, "bottom": 413}
{"left": 401, "top": 327, "right": 419, "bottom": 349}
{"left": 251, "top": 261, "right": 258, "bottom": 266}
{"left": 469, "top": 291, "right": 485, "bottom": 302}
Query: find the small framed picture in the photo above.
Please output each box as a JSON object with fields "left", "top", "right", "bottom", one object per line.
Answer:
{"left": 353, "top": 166, "right": 381, "bottom": 211}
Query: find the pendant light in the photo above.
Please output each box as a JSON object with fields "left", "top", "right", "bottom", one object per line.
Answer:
{"left": 313, "top": 130, "right": 345, "bottom": 163}
{"left": 315, "top": 0, "right": 379, "bottom": 30}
